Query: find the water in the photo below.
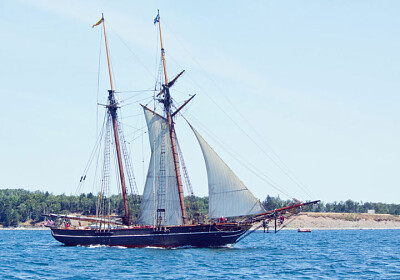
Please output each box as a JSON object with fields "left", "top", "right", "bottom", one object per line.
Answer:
{"left": 0, "top": 229, "right": 399, "bottom": 279}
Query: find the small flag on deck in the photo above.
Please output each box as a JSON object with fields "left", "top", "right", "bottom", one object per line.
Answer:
{"left": 92, "top": 17, "right": 104, "bottom": 28}
{"left": 154, "top": 13, "right": 160, "bottom": 25}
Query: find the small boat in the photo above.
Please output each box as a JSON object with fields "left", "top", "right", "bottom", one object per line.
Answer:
{"left": 47, "top": 12, "right": 319, "bottom": 248}
{"left": 298, "top": 228, "right": 312, "bottom": 232}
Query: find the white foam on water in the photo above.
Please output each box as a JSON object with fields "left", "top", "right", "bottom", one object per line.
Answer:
{"left": 144, "top": 246, "right": 168, "bottom": 250}
{"left": 87, "top": 244, "right": 109, "bottom": 248}
{"left": 113, "top": 246, "right": 127, "bottom": 249}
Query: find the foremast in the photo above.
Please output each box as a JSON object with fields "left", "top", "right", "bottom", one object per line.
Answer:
{"left": 99, "top": 15, "right": 130, "bottom": 225}
{"left": 156, "top": 11, "right": 188, "bottom": 225}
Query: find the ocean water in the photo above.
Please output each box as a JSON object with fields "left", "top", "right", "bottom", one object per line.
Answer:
{"left": 0, "top": 229, "right": 399, "bottom": 279}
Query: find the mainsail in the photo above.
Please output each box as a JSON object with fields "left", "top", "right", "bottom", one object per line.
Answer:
{"left": 190, "top": 125, "right": 265, "bottom": 218}
{"left": 138, "top": 107, "right": 183, "bottom": 226}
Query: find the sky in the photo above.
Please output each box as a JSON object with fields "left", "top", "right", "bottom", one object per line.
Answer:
{"left": 0, "top": 0, "right": 399, "bottom": 204}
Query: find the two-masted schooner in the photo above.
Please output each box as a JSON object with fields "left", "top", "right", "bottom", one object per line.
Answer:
{"left": 48, "top": 13, "right": 318, "bottom": 247}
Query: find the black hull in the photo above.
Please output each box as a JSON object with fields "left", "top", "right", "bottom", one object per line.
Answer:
{"left": 51, "top": 224, "right": 250, "bottom": 248}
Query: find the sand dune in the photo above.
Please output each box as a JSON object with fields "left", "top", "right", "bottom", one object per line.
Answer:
{"left": 281, "top": 212, "right": 400, "bottom": 230}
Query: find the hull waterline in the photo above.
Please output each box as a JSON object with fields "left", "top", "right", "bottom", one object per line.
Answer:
{"left": 50, "top": 224, "right": 250, "bottom": 248}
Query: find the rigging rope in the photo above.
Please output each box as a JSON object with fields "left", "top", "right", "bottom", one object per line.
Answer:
{"left": 154, "top": 23, "right": 160, "bottom": 89}
{"left": 107, "top": 23, "right": 156, "bottom": 80}
{"left": 75, "top": 112, "right": 107, "bottom": 195}
{"left": 120, "top": 96, "right": 154, "bottom": 108}
{"left": 96, "top": 27, "right": 103, "bottom": 136}
{"left": 115, "top": 89, "right": 154, "bottom": 94}
{"left": 236, "top": 223, "right": 264, "bottom": 243}
{"left": 182, "top": 113, "right": 294, "bottom": 199}
{"left": 275, "top": 214, "right": 299, "bottom": 233}
{"left": 162, "top": 23, "right": 315, "bottom": 201}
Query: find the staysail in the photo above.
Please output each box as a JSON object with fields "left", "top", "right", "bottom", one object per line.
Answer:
{"left": 190, "top": 124, "right": 265, "bottom": 218}
{"left": 138, "top": 107, "right": 183, "bottom": 226}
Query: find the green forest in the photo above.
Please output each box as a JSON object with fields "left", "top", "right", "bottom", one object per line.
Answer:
{"left": 1, "top": 189, "right": 399, "bottom": 227}
{"left": 263, "top": 195, "right": 400, "bottom": 215}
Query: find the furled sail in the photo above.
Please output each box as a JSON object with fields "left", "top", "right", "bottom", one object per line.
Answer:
{"left": 189, "top": 124, "right": 265, "bottom": 218}
{"left": 138, "top": 107, "right": 183, "bottom": 226}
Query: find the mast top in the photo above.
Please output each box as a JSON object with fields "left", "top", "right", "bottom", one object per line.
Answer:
{"left": 102, "top": 16, "right": 114, "bottom": 92}
{"left": 157, "top": 11, "right": 169, "bottom": 86}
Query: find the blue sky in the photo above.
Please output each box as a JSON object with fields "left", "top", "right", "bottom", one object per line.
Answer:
{"left": 0, "top": 0, "right": 399, "bottom": 204}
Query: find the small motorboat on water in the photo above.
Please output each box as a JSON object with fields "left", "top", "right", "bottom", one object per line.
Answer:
{"left": 298, "top": 228, "right": 311, "bottom": 232}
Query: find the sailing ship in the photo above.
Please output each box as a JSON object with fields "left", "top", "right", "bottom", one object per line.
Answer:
{"left": 48, "top": 13, "right": 318, "bottom": 247}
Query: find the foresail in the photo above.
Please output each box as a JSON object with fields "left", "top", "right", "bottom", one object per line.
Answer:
{"left": 138, "top": 107, "right": 183, "bottom": 226}
{"left": 190, "top": 125, "right": 265, "bottom": 218}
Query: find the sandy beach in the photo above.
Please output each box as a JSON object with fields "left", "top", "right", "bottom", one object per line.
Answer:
{"left": 282, "top": 212, "right": 400, "bottom": 230}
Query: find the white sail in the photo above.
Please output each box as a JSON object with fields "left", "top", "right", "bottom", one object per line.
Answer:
{"left": 190, "top": 125, "right": 265, "bottom": 218}
{"left": 138, "top": 107, "right": 183, "bottom": 226}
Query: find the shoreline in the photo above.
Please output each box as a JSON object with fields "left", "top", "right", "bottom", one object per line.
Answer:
{"left": 280, "top": 212, "right": 400, "bottom": 230}
{"left": 0, "top": 227, "right": 50, "bottom": 230}
{"left": 1, "top": 212, "right": 400, "bottom": 230}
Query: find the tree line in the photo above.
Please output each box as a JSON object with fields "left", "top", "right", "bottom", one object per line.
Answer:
{"left": 0, "top": 189, "right": 399, "bottom": 227}
{"left": 263, "top": 195, "right": 400, "bottom": 215}
{"left": 0, "top": 189, "right": 209, "bottom": 227}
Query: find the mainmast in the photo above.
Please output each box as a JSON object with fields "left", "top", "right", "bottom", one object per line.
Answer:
{"left": 98, "top": 15, "right": 130, "bottom": 225}
{"left": 156, "top": 11, "right": 188, "bottom": 225}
